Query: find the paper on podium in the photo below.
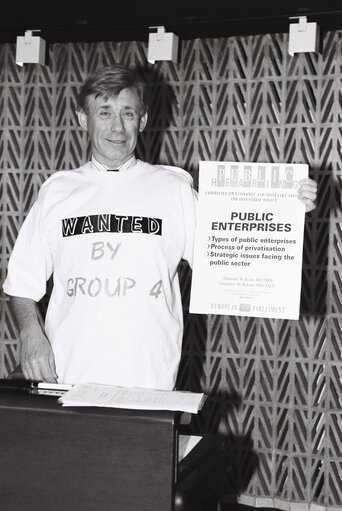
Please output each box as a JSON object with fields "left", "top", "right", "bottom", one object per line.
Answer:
{"left": 58, "top": 383, "right": 206, "bottom": 414}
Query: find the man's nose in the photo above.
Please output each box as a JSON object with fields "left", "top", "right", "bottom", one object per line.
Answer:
{"left": 111, "top": 115, "right": 125, "bottom": 132}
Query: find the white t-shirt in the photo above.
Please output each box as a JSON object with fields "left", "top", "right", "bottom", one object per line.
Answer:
{"left": 3, "top": 160, "right": 197, "bottom": 389}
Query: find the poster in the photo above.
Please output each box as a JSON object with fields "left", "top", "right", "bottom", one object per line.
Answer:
{"left": 189, "top": 161, "right": 308, "bottom": 319}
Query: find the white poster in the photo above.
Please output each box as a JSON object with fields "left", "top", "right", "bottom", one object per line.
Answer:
{"left": 189, "top": 161, "right": 308, "bottom": 319}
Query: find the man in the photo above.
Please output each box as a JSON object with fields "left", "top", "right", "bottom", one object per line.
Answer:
{"left": 3, "top": 64, "right": 317, "bottom": 389}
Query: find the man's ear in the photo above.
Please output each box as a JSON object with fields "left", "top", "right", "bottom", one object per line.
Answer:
{"left": 77, "top": 109, "right": 88, "bottom": 130}
{"left": 139, "top": 112, "right": 148, "bottom": 132}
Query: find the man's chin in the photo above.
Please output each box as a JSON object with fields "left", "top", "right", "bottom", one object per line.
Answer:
{"left": 103, "top": 150, "right": 128, "bottom": 161}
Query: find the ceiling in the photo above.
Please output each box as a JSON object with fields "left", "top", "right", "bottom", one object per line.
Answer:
{"left": 1, "top": 0, "right": 342, "bottom": 44}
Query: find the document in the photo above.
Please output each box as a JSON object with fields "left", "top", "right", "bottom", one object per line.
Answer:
{"left": 59, "top": 383, "right": 206, "bottom": 414}
{"left": 190, "top": 161, "right": 308, "bottom": 319}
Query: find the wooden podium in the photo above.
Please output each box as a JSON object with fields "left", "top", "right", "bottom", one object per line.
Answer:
{"left": 0, "top": 390, "right": 179, "bottom": 511}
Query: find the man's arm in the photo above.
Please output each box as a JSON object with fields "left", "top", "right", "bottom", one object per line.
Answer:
{"left": 9, "top": 296, "right": 58, "bottom": 383}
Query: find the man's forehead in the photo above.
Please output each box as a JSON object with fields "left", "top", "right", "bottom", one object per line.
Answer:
{"left": 90, "top": 89, "right": 140, "bottom": 109}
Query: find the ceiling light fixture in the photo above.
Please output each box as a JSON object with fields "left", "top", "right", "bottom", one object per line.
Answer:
{"left": 147, "top": 26, "right": 179, "bottom": 64}
{"left": 288, "top": 16, "right": 320, "bottom": 56}
{"left": 16, "top": 30, "right": 46, "bottom": 66}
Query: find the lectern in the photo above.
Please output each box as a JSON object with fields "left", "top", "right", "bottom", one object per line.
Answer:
{"left": 0, "top": 389, "right": 231, "bottom": 511}
{"left": 0, "top": 391, "right": 179, "bottom": 511}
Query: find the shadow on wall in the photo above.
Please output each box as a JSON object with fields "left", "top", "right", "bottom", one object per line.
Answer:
{"left": 177, "top": 262, "right": 259, "bottom": 506}
{"left": 135, "top": 65, "right": 200, "bottom": 181}
{"left": 300, "top": 168, "right": 332, "bottom": 316}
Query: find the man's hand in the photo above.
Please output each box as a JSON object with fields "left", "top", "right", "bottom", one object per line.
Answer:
{"left": 298, "top": 178, "right": 317, "bottom": 213}
{"left": 20, "top": 326, "right": 58, "bottom": 383}
{"left": 9, "top": 295, "right": 58, "bottom": 383}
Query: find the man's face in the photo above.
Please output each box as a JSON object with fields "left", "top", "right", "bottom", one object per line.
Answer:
{"left": 77, "top": 88, "right": 147, "bottom": 168}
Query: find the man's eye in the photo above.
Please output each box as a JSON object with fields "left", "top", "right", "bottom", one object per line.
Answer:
{"left": 99, "top": 110, "right": 110, "bottom": 117}
{"left": 122, "top": 111, "right": 135, "bottom": 118}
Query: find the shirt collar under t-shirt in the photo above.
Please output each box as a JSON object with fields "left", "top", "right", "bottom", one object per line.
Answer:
{"left": 91, "top": 155, "right": 137, "bottom": 173}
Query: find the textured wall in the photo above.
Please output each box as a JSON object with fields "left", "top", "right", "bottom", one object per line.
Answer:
{"left": 0, "top": 32, "right": 341, "bottom": 509}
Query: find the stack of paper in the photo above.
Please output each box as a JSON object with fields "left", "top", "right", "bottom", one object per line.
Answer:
{"left": 36, "top": 382, "right": 73, "bottom": 396}
{"left": 58, "top": 383, "right": 206, "bottom": 414}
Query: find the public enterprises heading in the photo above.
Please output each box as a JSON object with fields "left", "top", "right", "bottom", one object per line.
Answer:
{"left": 212, "top": 211, "right": 291, "bottom": 232}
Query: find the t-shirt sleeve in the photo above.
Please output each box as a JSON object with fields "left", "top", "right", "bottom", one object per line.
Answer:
{"left": 3, "top": 199, "right": 54, "bottom": 302}
{"left": 180, "top": 181, "right": 198, "bottom": 269}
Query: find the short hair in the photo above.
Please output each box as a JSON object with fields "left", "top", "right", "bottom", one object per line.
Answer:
{"left": 76, "top": 64, "right": 148, "bottom": 116}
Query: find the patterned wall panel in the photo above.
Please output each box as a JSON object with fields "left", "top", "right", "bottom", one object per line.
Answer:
{"left": 0, "top": 30, "right": 341, "bottom": 509}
